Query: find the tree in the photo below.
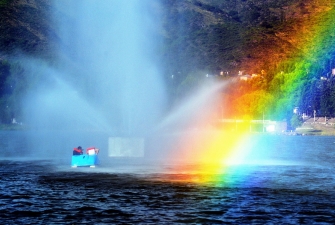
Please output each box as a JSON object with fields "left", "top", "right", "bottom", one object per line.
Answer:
{"left": 290, "top": 114, "right": 303, "bottom": 130}
{"left": 233, "top": 90, "right": 274, "bottom": 118}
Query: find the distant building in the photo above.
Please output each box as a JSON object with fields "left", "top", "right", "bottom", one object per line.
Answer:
{"left": 265, "top": 121, "right": 287, "bottom": 133}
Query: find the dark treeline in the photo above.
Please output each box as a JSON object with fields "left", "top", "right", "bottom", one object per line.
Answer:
{"left": 0, "top": 0, "right": 334, "bottom": 126}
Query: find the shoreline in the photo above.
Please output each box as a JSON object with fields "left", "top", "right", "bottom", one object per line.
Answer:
{"left": 1, "top": 121, "right": 335, "bottom": 136}
{"left": 295, "top": 117, "right": 335, "bottom": 136}
{"left": 0, "top": 124, "right": 28, "bottom": 131}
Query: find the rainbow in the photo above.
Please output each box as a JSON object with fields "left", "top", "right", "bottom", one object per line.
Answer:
{"left": 164, "top": 1, "right": 335, "bottom": 184}
{"left": 221, "top": 1, "right": 335, "bottom": 120}
{"left": 162, "top": 129, "right": 271, "bottom": 184}
{"left": 267, "top": 1, "right": 335, "bottom": 118}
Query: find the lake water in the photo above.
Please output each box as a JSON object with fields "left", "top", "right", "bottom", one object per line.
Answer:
{"left": 1, "top": 131, "right": 335, "bottom": 224}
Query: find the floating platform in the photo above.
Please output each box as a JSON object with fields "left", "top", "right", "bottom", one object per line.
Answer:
{"left": 71, "top": 155, "right": 99, "bottom": 168}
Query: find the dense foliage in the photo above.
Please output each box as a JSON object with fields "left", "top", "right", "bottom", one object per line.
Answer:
{"left": 0, "top": 0, "right": 335, "bottom": 126}
{"left": 161, "top": 0, "right": 335, "bottom": 122}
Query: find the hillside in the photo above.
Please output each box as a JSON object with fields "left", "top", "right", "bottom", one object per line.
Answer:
{"left": 160, "top": 0, "right": 313, "bottom": 75}
{"left": 160, "top": 0, "right": 335, "bottom": 123}
{"left": 0, "top": 0, "right": 321, "bottom": 74}
{"left": 0, "top": 0, "right": 334, "bottom": 125}
{"left": 0, "top": 0, "right": 53, "bottom": 57}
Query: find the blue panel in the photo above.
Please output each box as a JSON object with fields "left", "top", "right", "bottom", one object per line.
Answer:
{"left": 71, "top": 155, "right": 99, "bottom": 167}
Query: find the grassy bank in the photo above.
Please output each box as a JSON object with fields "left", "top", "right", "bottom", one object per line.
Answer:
{"left": 0, "top": 124, "right": 27, "bottom": 130}
{"left": 296, "top": 121, "right": 335, "bottom": 136}
{"left": 1, "top": 120, "right": 334, "bottom": 135}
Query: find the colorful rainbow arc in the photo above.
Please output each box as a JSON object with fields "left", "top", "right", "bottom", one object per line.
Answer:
{"left": 165, "top": 1, "right": 335, "bottom": 183}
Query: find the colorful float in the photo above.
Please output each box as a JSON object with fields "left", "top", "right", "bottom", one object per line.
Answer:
{"left": 71, "top": 146, "right": 100, "bottom": 168}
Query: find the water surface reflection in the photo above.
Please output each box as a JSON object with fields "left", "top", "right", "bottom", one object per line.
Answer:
{"left": 1, "top": 132, "right": 335, "bottom": 223}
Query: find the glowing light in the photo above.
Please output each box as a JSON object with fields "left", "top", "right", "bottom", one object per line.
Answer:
{"left": 266, "top": 125, "right": 275, "bottom": 132}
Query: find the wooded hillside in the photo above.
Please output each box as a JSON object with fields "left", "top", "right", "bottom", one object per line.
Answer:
{"left": 0, "top": 0, "right": 334, "bottom": 125}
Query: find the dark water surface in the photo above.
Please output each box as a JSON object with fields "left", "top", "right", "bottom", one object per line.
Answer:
{"left": 1, "top": 131, "right": 335, "bottom": 224}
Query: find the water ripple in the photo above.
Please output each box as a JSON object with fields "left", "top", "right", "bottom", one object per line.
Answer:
{"left": 1, "top": 160, "right": 335, "bottom": 224}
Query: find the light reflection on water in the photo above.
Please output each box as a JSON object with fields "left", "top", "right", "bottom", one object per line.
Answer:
{"left": 1, "top": 131, "right": 335, "bottom": 223}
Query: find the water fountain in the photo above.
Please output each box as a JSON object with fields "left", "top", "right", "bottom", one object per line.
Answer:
{"left": 20, "top": 0, "right": 167, "bottom": 159}
{"left": 18, "top": 1, "right": 236, "bottom": 166}
{"left": 2, "top": 2, "right": 335, "bottom": 224}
